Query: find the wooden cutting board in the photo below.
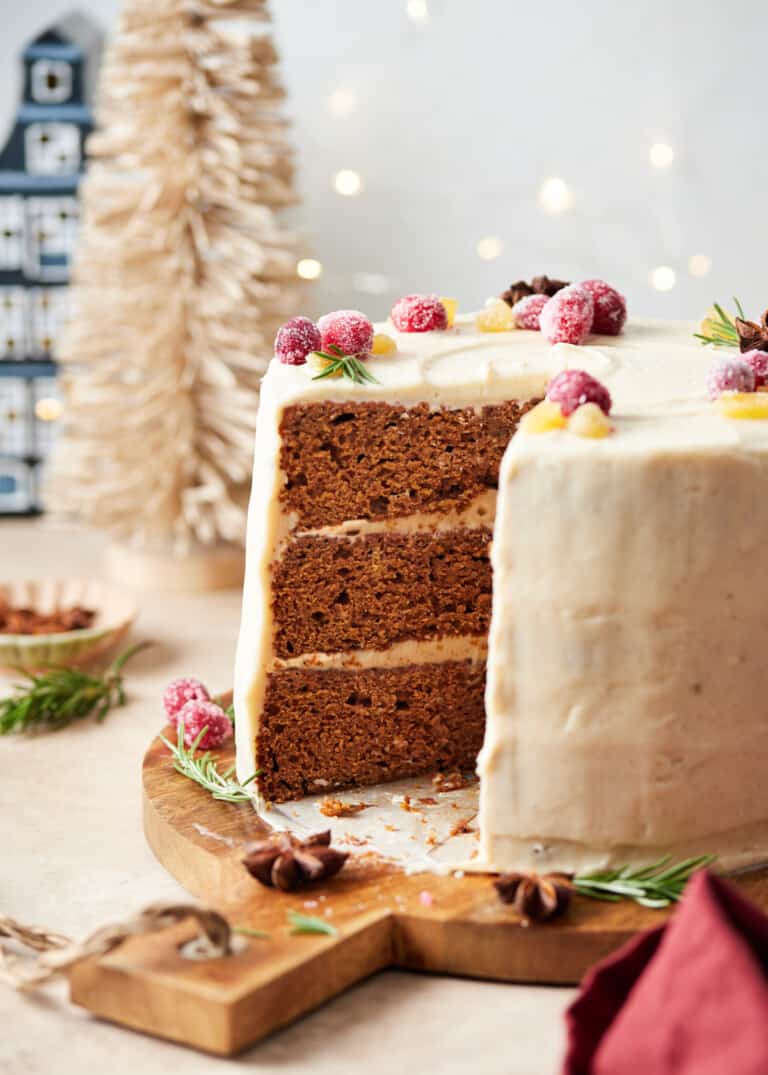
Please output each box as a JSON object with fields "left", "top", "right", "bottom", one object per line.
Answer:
{"left": 66, "top": 728, "right": 768, "bottom": 1056}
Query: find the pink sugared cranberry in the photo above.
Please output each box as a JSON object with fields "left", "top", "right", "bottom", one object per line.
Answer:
{"left": 163, "top": 677, "right": 210, "bottom": 724}
{"left": 275, "top": 316, "right": 322, "bottom": 366}
{"left": 539, "top": 285, "right": 594, "bottom": 345}
{"left": 177, "top": 699, "right": 233, "bottom": 749}
{"left": 546, "top": 369, "right": 612, "bottom": 416}
{"left": 512, "top": 293, "right": 549, "bottom": 330}
{"left": 317, "top": 310, "right": 374, "bottom": 356}
{"left": 705, "top": 358, "right": 756, "bottom": 400}
{"left": 742, "top": 349, "right": 768, "bottom": 387}
{"left": 579, "top": 279, "right": 627, "bottom": 336}
{"left": 390, "top": 294, "right": 448, "bottom": 333}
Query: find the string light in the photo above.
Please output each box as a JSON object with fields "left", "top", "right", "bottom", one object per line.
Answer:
{"left": 405, "top": 0, "right": 430, "bottom": 23}
{"left": 296, "top": 258, "right": 323, "bottom": 281}
{"left": 649, "top": 142, "right": 675, "bottom": 169}
{"left": 333, "top": 169, "right": 363, "bottom": 197}
{"left": 688, "top": 254, "right": 712, "bottom": 278}
{"left": 538, "top": 177, "right": 573, "bottom": 213}
{"left": 328, "top": 88, "right": 356, "bottom": 116}
{"left": 34, "top": 397, "right": 62, "bottom": 422}
{"left": 651, "top": 266, "right": 676, "bottom": 291}
{"left": 476, "top": 236, "right": 504, "bottom": 261}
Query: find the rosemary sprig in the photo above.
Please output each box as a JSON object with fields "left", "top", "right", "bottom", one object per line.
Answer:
{"left": 233, "top": 926, "right": 271, "bottom": 939}
{"left": 160, "top": 721, "right": 258, "bottom": 803}
{"left": 0, "top": 641, "right": 151, "bottom": 735}
{"left": 287, "top": 910, "right": 338, "bottom": 937}
{"left": 311, "top": 344, "right": 379, "bottom": 385}
{"left": 694, "top": 299, "right": 742, "bottom": 349}
{"left": 573, "top": 854, "right": 716, "bottom": 909}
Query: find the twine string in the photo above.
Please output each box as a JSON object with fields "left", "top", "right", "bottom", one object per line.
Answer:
{"left": 0, "top": 902, "right": 232, "bottom": 989}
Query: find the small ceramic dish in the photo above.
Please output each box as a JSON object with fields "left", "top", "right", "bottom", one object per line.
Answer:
{"left": 0, "top": 578, "right": 137, "bottom": 672}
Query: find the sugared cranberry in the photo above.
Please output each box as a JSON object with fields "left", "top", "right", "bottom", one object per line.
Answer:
{"left": 579, "top": 279, "right": 627, "bottom": 336}
{"left": 546, "top": 369, "right": 612, "bottom": 416}
{"left": 177, "top": 699, "right": 233, "bottom": 749}
{"left": 163, "top": 677, "right": 210, "bottom": 724}
{"left": 275, "top": 317, "right": 321, "bottom": 366}
{"left": 742, "top": 349, "right": 768, "bottom": 387}
{"left": 512, "top": 293, "right": 549, "bottom": 331}
{"left": 539, "top": 285, "right": 594, "bottom": 345}
{"left": 317, "top": 310, "right": 374, "bottom": 356}
{"left": 390, "top": 294, "right": 449, "bottom": 333}
{"left": 705, "top": 358, "right": 756, "bottom": 400}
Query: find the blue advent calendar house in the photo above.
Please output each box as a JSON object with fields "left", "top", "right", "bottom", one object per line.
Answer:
{"left": 0, "top": 17, "right": 99, "bottom": 514}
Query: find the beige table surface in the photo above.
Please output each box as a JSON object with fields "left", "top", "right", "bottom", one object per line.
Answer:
{"left": 1, "top": 519, "right": 572, "bottom": 1075}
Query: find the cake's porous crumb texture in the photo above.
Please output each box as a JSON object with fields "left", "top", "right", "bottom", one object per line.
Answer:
{"left": 257, "top": 660, "right": 486, "bottom": 802}
{"left": 271, "top": 528, "right": 492, "bottom": 657}
{"left": 279, "top": 400, "right": 538, "bottom": 529}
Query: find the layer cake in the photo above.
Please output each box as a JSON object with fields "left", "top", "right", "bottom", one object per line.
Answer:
{"left": 235, "top": 305, "right": 768, "bottom": 874}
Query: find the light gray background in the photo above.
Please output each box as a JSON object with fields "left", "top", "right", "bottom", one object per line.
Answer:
{"left": 2, "top": 0, "right": 765, "bottom": 322}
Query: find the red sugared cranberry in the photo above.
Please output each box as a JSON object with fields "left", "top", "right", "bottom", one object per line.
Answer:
{"left": 275, "top": 317, "right": 322, "bottom": 365}
{"left": 705, "top": 358, "right": 756, "bottom": 400}
{"left": 742, "top": 349, "right": 768, "bottom": 388}
{"left": 163, "top": 677, "right": 210, "bottom": 724}
{"left": 390, "top": 294, "right": 449, "bottom": 333}
{"left": 539, "top": 285, "right": 594, "bottom": 345}
{"left": 177, "top": 699, "right": 233, "bottom": 749}
{"left": 512, "top": 293, "right": 549, "bottom": 331}
{"left": 317, "top": 310, "right": 374, "bottom": 356}
{"left": 546, "top": 369, "right": 612, "bottom": 416}
{"left": 579, "top": 279, "right": 627, "bottom": 336}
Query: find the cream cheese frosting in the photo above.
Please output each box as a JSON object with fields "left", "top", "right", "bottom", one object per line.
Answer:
{"left": 236, "top": 314, "right": 768, "bottom": 873}
{"left": 478, "top": 322, "right": 768, "bottom": 873}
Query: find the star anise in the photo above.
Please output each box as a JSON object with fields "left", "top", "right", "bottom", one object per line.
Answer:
{"left": 736, "top": 309, "right": 768, "bottom": 353}
{"left": 500, "top": 275, "right": 569, "bottom": 308}
{"left": 494, "top": 871, "right": 572, "bottom": 923}
{"left": 242, "top": 830, "right": 348, "bottom": 892}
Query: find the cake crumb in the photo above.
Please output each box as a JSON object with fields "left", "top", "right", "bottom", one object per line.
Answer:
{"left": 384, "top": 824, "right": 400, "bottom": 832}
{"left": 419, "top": 890, "right": 434, "bottom": 907}
{"left": 432, "top": 771, "right": 476, "bottom": 793}
{"left": 341, "top": 833, "right": 368, "bottom": 847}
{"left": 319, "top": 796, "right": 369, "bottom": 818}
{"left": 425, "top": 829, "right": 438, "bottom": 846}
{"left": 417, "top": 796, "right": 438, "bottom": 806}
{"left": 303, "top": 899, "right": 319, "bottom": 909}
{"left": 449, "top": 817, "right": 475, "bottom": 837}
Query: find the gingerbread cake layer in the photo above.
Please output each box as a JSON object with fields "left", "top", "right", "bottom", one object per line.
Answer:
{"left": 235, "top": 324, "right": 563, "bottom": 806}
{"left": 279, "top": 399, "right": 537, "bottom": 529}
{"left": 271, "top": 528, "right": 492, "bottom": 658}
{"left": 257, "top": 659, "right": 486, "bottom": 802}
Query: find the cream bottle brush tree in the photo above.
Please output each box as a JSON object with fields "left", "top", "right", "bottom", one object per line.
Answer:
{"left": 50, "top": 0, "right": 299, "bottom": 567}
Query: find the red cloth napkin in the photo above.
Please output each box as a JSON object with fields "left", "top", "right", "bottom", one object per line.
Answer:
{"left": 562, "top": 870, "right": 768, "bottom": 1075}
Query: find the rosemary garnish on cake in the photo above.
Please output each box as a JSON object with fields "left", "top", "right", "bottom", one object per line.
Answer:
{"left": 572, "top": 854, "right": 716, "bottom": 908}
{"left": 694, "top": 300, "right": 743, "bottom": 348}
{"left": 161, "top": 722, "right": 258, "bottom": 803}
{"left": 310, "top": 344, "right": 379, "bottom": 385}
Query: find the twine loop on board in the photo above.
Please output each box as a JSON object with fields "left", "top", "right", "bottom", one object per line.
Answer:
{"left": 0, "top": 902, "right": 232, "bottom": 989}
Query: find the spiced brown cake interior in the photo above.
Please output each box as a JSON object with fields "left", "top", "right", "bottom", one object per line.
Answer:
{"left": 234, "top": 312, "right": 557, "bottom": 803}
